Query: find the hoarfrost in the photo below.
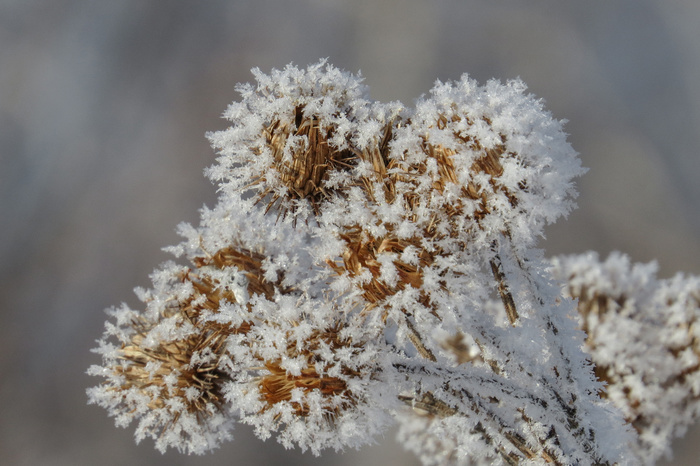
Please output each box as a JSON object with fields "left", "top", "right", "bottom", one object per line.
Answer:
{"left": 86, "top": 60, "right": 700, "bottom": 465}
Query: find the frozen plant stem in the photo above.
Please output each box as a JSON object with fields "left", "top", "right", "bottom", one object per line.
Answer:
{"left": 86, "top": 60, "right": 698, "bottom": 465}
{"left": 489, "top": 254, "right": 519, "bottom": 325}
{"left": 403, "top": 314, "right": 438, "bottom": 362}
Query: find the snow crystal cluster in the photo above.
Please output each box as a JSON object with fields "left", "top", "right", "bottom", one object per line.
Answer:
{"left": 552, "top": 252, "right": 700, "bottom": 464}
{"left": 86, "top": 60, "right": 667, "bottom": 465}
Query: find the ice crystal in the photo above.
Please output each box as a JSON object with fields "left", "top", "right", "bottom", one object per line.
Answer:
{"left": 89, "top": 60, "right": 700, "bottom": 465}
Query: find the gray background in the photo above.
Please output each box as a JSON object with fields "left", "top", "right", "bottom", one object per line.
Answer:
{"left": 1, "top": 1, "right": 699, "bottom": 465}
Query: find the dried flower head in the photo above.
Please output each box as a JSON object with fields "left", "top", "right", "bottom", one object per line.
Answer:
{"left": 206, "top": 60, "right": 398, "bottom": 219}
{"left": 392, "top": 76, "right": 585, "bottom": 250}
{"left": 87, "top": 261, "right": 243, "bottom": 454}
{"left": 235, "top": 318, "right": 390, "bottom": 455}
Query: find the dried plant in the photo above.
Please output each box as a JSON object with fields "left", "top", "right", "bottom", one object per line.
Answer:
{"left": 88, "top": 60, "right": 699, "bottom": 465}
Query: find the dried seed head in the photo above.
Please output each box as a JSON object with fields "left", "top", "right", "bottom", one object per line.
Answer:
{"left": 260, "top": 363, "right": 348, "bottom": 415}
{"left": 410, "top": 118, "right": 519, "bottom": 235}
{"left": 118, "top": 316, "right": 232, "bottom": 416}
{"left": 206, "top": 60, "right": 394, "bottom": 220}
{"left": 88, "top": 245, "right": 272, "bottom": 453}
{"left": 230, "top": 313, "right": 390, "bottom": 455}
{"left": 193, "top": 245, "right": 283, "bottom": 301}
{"left": 391, "top": 75, "right": 584, "bottom": 251}
{"left": 326, "top": 225, "right": 439, "bottom": 318}
{"left": 256, "top": 106, "right": 358, "bottom": 215}
{"left": 256, "top": 325, "right": 360, "bottom": 418}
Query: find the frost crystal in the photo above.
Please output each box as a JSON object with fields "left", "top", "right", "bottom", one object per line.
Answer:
{"left": 91, "top": 60, "right": 700, "bottom": 464}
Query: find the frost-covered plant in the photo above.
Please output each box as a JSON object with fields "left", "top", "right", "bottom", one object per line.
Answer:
{"left": 551, "top": 252, "right": 700, "bottom": 464}
{"left": 87, "top": 60, "right": 698, "bottom": 465}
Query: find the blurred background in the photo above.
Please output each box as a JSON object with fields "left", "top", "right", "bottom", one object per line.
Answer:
{"left": 1, "top": 1, "right": 699, "bottom": 465}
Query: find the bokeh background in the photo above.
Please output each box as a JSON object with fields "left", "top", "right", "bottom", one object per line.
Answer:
{"left": 1, "top": 1, "right": 699, "bottom": 465}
